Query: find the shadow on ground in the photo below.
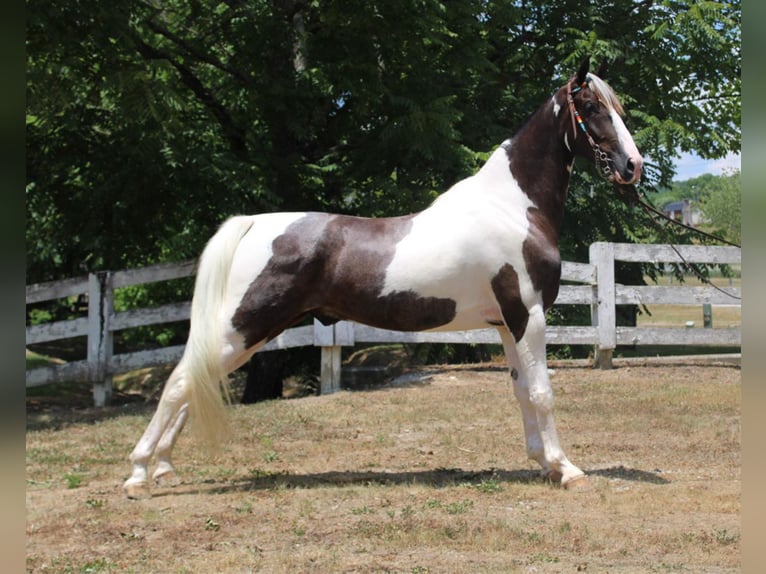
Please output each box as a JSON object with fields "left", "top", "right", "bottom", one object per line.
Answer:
{"left": 150, "top": 464, "right": 669, "bottom": 499}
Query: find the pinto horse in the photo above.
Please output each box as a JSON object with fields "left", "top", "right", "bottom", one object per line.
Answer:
{"left": 124, "top": 59, "right": 642, "bottom": 498}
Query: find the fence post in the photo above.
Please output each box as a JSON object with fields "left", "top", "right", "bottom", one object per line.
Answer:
{"left": 87, "top": 271, "right": 114, "bottom": 406}
{"left": 314, "top": 320, "right": 355, "bottom": 395}
{"left": 702, "top": 303, "right": 713, "bottom": 328}
{"left": 589, "top": 242, "right": 615, "bottom": 369}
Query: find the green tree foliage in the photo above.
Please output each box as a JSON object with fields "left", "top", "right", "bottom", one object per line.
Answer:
{"left": 650, "top": 172, "right": 717, "bottom": 208}
{"left": 699, "top": 169, "right": 740, "bottom": 244}
{"left": 27, "top": 0, "right": 741, "bottom": 284}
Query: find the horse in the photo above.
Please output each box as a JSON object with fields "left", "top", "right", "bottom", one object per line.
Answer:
{"left": 123, "top": 58, "right": 643, "bottom": 499}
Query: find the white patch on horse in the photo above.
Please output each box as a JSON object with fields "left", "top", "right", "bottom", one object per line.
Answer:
{"left": 380, "top": 145, "right": 541, "bottom": 331}
{"left": 609, "top": 108, "right": 641, "bottom": 162}
{"left": 221, "top": 212, "right": 307, "bottom": 352}
{"left": 552, "top": 96, "right": 561, "bottom": 117}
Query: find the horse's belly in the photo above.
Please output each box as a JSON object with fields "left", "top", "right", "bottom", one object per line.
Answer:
{"left": 425, "top": 302, "right": 504, "bottom": 332}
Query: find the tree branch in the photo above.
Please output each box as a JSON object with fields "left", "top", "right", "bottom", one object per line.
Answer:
{"left": 131, "top": 33, "right": 250, "bottom": 161}
{"left": 143, "top": 19, "right": 250, "bottom": 86}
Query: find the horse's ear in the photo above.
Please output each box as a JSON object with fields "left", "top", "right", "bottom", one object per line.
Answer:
{"left": 595, "top": 60, "right": 608, "bottom": 79}
{"left": 576, "top": 56, "right": 590, "bottom": 85}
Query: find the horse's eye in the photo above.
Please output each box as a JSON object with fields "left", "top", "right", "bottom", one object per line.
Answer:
{"left": 584, "top": 101, "right": 598, "bottom": 115}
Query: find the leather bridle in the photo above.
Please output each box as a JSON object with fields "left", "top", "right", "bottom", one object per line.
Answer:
{"left": 566, "top": 80, "right": 614, "bottom": 181}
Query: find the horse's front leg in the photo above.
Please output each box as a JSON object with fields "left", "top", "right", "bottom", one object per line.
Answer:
{"left": 498, "top": 306, "right": 586, "bottom": 488}
{"left": 497, "top": 329, "right": 548, "bottom": 473}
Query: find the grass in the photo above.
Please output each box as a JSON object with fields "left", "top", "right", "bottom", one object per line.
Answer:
{"left": 26, "top": 363, "right": 740, "bottom": 573}
{"left": 637, "top": 303, "right": 740, "bottom": 329}
{"left": 637, "top": 273, "right": 741, "bottom": 329}
{"left": 25, "top": 349, "right": 65, "bottom": 370}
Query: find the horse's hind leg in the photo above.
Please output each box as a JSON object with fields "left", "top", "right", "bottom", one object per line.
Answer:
{"left": 124, "top": 339, "right": 262, "bottom": 498}
{"left": 151, "top": 403, "right": 189, "bottom": 485}
{"left": 148, "top": 341, "right": 254, "bottom": 485}
{"left": 123, "top": 364, "right": 188, "bottom": 499}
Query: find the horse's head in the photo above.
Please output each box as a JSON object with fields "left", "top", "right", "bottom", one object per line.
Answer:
{"left": 560, "top": 58, "right": 643, "bottom": 185}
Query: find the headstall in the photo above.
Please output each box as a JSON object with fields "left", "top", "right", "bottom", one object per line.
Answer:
{"left": 567, "top": 79, "right": 614, "bottom": 181}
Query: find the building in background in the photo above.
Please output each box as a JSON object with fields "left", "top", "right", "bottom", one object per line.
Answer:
{"left": 662, "top": 199, "right": 704, "bottom": 226}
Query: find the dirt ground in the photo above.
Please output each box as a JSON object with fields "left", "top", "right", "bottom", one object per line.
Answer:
{"left": 26, "top": 359, "right": 740, "bottom": 573}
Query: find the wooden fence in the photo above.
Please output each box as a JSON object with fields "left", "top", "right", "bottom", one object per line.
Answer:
{"left": 26, "top": 243, "right": 741, "bottom": 406}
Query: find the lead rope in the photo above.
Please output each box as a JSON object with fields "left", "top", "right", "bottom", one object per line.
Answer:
{"left": 568, "top": 82, "right": 740, "bottom": 300}
{"left": 621, "top": 183, "right": 741, "bottom": 301}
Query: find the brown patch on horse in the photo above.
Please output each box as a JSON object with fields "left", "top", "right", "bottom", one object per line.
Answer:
{"left": 232, "top": 213, "right": 457, "bottom": 348}
{"left": 490, "top": 263, "right": 529, "bottom": 342}
{"left": 522, "top": 207, "right": 561, "bottom": 310}
{"left": 504, "top": 96, "right": 571, "bottom": 233}
{"left": 502, "top": 97, "right": 566, "bottom": 312}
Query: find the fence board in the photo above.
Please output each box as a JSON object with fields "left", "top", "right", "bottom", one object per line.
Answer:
{"left": 111, "top": 260, "right": 197, "bottom": 289}
{"left": 261, "top": 325, "right": 315, "bottom": 351}
{"left": 615, "top": 285, "right": 741, "bottom": 305}
{"left": 616, "top": 327, "right": 741, "bottom": 346}
{"left": 561, "top": 261, "right": 596, "bottom": 283}
{"left": 26, "top": 318, "right": 88, "bottom": 345}
{"left": 546, "top": 326, "right": 598, "bottom": 345}
{"left": 25, "top": 276, "right": 89, "bottom": 304}
{"left": 26, "top": 360, "right": 91, "bottom": 387}
{"left": 612, "top": 243, "right": 741, "bottom": 265}
{"left": 555, "top": 285, "right": 596, "bottom": 305}
{"left": 110, "top": 302, "right": 191, "bottom": 331}
{"left": 108, "top": 346, "right": 186, "bottom": 374}
{"left": 352, "top": 326, "right": 502, "bottom": 345}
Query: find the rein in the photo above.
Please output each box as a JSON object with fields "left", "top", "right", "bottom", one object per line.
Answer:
{"left": 619, "top": 183, "right": 741, "bottom": 301}
{"left": 627, "top": 185, "right": 740, "bottom": 248}
{"left": 567, "top": 81, "right": 614, "bottom": 181}
{"left": 566, "top": 81, "right": 740, "bottom": 301}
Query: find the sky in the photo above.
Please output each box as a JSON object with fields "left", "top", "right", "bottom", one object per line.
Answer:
{"left": 672, "top": 150, "right": 741, "bottom": 181}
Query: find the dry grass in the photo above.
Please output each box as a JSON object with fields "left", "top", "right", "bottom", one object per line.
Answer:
{"left": 26, "top": 362, "right": 740, "bottom": 573}
{"left": 637, "top": 274, "right": 741, "bottom": 329}
{"left": 637, "top": 304, "right": 740, "bottom": 329}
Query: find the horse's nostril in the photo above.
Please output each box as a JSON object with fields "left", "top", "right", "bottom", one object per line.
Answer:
{"left": 626, "top": 159, "right": 635, "bottom": 175}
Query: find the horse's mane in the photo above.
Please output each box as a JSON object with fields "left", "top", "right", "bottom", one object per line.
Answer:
{"left": 586, "top": 73, "right": 625, "bottom": 116}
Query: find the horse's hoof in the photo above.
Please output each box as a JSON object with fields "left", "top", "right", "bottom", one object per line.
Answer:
{"left": 563, "top": 474, "right": 590, "bottom": 491}
{"left": 152, "top": 469, "right": 178, "bottom": 485}
{"left": 152, "top": 460, "right": 180, "bottom": 485}
{"left": 124, "top": 481, "right": 152, "bottom": 500}
{"left": 543, "top": 470, "right": 563, "bottom": 484}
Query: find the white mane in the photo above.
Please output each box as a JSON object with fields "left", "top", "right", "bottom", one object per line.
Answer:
{"left": 587, "top": 73, "right": 625, "bottom": 116}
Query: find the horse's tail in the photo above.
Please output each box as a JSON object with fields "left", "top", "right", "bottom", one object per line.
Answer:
{"left": 183, "top": 215, "right": 254, "bottom": 446}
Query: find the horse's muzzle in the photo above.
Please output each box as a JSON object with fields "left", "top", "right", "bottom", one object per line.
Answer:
{"left": 615, "top": 155, "right": 643, "bottom": 185}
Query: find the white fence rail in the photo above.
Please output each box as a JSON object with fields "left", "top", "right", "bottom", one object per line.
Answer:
{"left": 26, "top": 243, "right": 741, "bottom": 405}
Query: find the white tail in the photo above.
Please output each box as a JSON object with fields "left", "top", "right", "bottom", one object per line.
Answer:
{"left": 183, "top": 215, "right": 254, "bottom": 446}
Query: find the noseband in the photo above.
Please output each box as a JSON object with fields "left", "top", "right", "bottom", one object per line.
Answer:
{"left": 566, "top": 81, "right": 614, "bottom": 181}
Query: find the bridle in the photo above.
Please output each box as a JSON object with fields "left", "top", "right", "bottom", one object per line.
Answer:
{"left": 566, "top": 79, "right": 614, "bottom": 181}
{"left": 566, "top": 79, "right": 740, "bottom": 299}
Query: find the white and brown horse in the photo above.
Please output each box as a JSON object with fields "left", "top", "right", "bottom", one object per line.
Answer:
{"left": 124, "top": 59, "right": 642, "bottom": 498}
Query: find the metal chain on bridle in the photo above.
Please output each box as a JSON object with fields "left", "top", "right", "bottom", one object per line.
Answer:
{"left": 567, "top": 80, "right": 740, "bottom": 301}
{"left": 566, "top": 81, "right": 614, "bottom": 181}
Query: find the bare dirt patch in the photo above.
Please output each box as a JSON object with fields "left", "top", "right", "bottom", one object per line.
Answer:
{"left": 26, "top": 362, "right": 740, "bottom": 573}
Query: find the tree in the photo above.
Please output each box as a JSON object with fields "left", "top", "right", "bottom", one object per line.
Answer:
{"left": 26, "top": 1, "right": 741, "bottom": 380}
{"left": 700, "top": 169, "right": 740, "bottom": 244}
{"left": 27, "top": 0, "right": 741, "bottom": 281}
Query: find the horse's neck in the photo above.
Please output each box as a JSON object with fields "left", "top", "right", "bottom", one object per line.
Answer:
{"left": 499, "top": 105, "right": 573, "bottom": 235}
